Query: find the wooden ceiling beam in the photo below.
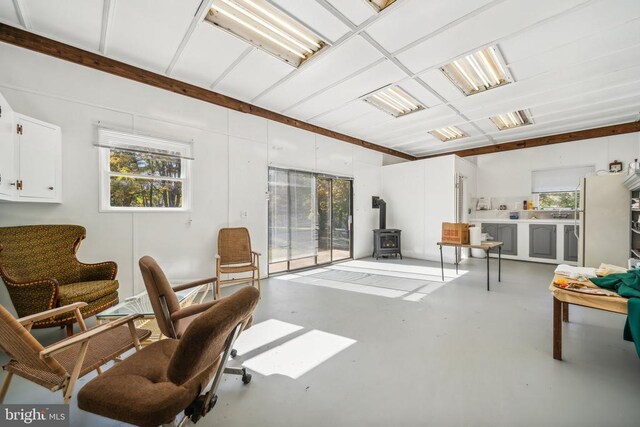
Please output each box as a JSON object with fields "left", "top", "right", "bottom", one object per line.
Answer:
{"left": 419, "top": 121, "right": 640, "bottom": 159}
{"left": 0, "top": 23, "right": 416, "bottom": 161}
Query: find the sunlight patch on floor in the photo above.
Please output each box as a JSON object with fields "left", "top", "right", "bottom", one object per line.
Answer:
{"left": 295, "top": 276, "right": 407, "bottom": 298}
{"left": 242, "top": 330, "right": 356, "bottom": 379}
{"left": 233, "top": 319, "right": 303, "bottom": 356}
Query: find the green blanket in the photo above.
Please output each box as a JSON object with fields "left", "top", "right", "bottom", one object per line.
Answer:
{"left": 591, "top": 269, "right": 640, "bottom": 357}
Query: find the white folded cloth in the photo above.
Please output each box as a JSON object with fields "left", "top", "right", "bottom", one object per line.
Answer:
{"left": 554, "top": 264, "right": 598, "bottom": 278}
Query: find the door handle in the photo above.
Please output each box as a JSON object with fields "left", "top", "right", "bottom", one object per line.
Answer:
{"left": 48, "top": 186, "right": 54, "bottom": 190}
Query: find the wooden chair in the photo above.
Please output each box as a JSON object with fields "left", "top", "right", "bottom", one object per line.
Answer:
{"left": 0, "top": 225, "right": 120, "bottom": 335}
{"left": 78, "top": 287, "right": 260, "bottom": 427}
{"left": 0, "top": 302, "right": 150, "bottom": 404}
{"left": 215, "top": 227, "right": 261, "bottom": 299}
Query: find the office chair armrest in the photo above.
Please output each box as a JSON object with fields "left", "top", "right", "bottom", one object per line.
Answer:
{"left": 172, "top": 277, "right": 217, "bottom": 292}
{"left": 17, "top": 302, "right": 88, "bottom": 327}
{"left": 170, "top": 301, "right": 218, "bottom": 322}
{"left": 40, "top": 314, "right": 143, "bottom": 358}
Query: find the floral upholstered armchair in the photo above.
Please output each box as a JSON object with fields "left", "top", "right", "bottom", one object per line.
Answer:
{"left": 0, "top": 225, "right": 119, "bottom": 335}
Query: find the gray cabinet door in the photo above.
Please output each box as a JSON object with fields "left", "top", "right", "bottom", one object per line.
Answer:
{"left": 529, "top": 224, "right": 557, "bottom": 259}
{"left": 481, "top": 223, "right": 498, "bottom": 241}
{"left": 564, "top": 225, "right": 579, "bottom": 262}
{"left": 498, "top": 224, "right": 518, "bottom": 255}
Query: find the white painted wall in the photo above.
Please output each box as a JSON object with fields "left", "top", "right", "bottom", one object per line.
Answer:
{"left": 381, "top": 155, "right": 457, "bottom": 262}
{"left": 0, "top": 43, "right": 385, "bottom": 302}
{"left": 476, "top": 133, "right": 640, "bottom": 197}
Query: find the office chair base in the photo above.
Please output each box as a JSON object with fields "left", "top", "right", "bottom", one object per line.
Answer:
{"left": 223, "top": 366, "right": 252, "bottom": 384}
{"left": 230, "top": 349, "right": 237, "bottom": 358}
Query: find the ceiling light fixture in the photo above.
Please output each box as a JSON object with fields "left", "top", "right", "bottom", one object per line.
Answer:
{"left": 430, "top": 126, "right": 467, "bottom": 142}
{"left": 489, "top": 109, "right": 533, "bottom": 130}
{"left": 206, "top": 0, "right": 327, "bottom": 67}
{"left": 441, "top": 46, "right": 512, "bottom": 96}
{"left": 363, "top": 85, "right": 425, "bottom": 118}
{"left": 364, "top": 0, "right": 398, "bottom": 13}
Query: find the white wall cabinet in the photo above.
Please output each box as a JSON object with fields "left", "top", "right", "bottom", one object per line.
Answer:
{"left": 0, "top": 95, "right": 61, "bottom": 203}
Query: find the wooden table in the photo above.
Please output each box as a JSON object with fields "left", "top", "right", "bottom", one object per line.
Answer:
{"left": 436, "top": 241, "right": 503, "bottom": 291}
{"left": 549, "top": 274, "right": 628, "bottom": 360}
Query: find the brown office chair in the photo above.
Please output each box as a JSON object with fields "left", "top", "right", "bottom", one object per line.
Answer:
{"left": 78, "top": 286, "right": 260, "bottom": 427}
{"left": 139, "top": 255, "right": 251, "bottom": 379}
{"left": 216, "top": 227, "right": 261, "bottom": 299}
{"left": 0, "top": 225, "right": 120, "bottom": 335}
{"left": 0, "top": 302, "right": 150, "bottom": 404}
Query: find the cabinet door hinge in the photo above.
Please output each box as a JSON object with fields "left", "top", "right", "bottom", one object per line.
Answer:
{"left": 16, "top": 180, "right": 23, "bottom": 190}
{"left": 16, "top": 124, "right": 23, "bottom": 135}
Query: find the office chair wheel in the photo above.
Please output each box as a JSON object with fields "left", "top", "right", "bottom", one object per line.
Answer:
{"left": 230, "top": 349, "right": 238, "bottom": 358}
{"left": 241, "top": 369, "right": 252, "bottom": 385}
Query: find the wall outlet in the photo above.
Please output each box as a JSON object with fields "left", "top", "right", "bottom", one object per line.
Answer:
{"left": 240, "top": 211, "right": 248, "bottom": 219}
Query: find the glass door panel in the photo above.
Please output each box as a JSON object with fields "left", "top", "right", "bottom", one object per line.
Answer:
{"left": 289, "top": 171, "right": 316, "bottom": 266}
{"left": 268, "top": 169, "right": 289, "bottom": 273}
{"left": 316, "top": 177, "right": 332, "bottom": 265}
{"left": 331, "top": 178, "right": 352, "bottom": 261}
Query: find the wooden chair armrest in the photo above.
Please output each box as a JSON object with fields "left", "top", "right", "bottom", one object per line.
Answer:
{"left": 18, "top": 302, "right": 87, "bottom": 326}
{"left": 172, "top": 277, "right": 217, "bottom": 292}
{"left": 40, "top": 314, "right": 143, "bottom": 357}
{"left": 252, "top": 251, "right": 261, "bottom": 257}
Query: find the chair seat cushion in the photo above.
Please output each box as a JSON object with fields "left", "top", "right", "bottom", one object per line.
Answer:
{"left": 219, "top": 264, "right": 257, "bottom": 274}
{"left": 78, "top": 339, "right": 219, "bottom": 427}
{"left": 58, "top": 280, "right": 119, "bottom": 306}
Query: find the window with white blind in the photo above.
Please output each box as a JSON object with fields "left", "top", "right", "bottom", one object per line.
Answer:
{"left": 97, "top": 128, "right": 193, "bottom": 211}
{"left": 532, "top": 165, "right": 594, "bottom": 209}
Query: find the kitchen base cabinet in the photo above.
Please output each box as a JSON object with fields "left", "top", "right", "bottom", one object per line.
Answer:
{"left": 530, "top": 224, "right": 557, "bottom": 259}
{"left": 481, "top": 223, "right": 517, "bottom": 256}
{"left": 564, "top": 225, "right": 579, "bottom": 262}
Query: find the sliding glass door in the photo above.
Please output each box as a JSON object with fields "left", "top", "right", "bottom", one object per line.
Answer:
{"left": 268, "top": 168, "right": 353, "bottom": 274}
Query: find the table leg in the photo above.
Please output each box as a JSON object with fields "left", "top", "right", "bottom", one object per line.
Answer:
{"left": 439, "top": 245, "right": 444, "bottom": 282}
{"left": 553, "top": 297, "right": 562, "bottom": 360}
{"left": 498, "top": 246, "right": 502, "bottom": 282}
{"left": 562, "top": 302, "right": 569, "bottom": 322}
{"left": 455, "top": 247, "right": 458, "bottom": 275}
{"left": 486, "top": 248, "right": 490, "bottom": 291}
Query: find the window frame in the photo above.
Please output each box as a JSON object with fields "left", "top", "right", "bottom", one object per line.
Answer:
{"left": 98, "top": 131, "right": 192, "bottom": 213}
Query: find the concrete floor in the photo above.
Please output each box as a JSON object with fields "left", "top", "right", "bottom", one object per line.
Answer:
{"left": 2, "top": 257, "right": 639, "bottom": 426}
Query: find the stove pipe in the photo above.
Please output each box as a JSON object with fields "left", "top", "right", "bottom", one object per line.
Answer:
{"left": 378, "top": 199, "right": 386, "bottom": 230}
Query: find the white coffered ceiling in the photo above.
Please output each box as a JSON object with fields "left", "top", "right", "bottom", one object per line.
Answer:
{"left": 1, "top": 0, "right": 639, "bottom": 157}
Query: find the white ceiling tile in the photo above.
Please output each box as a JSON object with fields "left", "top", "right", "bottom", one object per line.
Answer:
{"left": 499, "top": 0, "right": 640, "bottom": 64}
{"left": 395, "top": 78, "right": 443, "bottom": 108}
{"left": 508, "top": 21, "right": 640, "bottom": 82}
{"left": 0, "top": 2, "right": 21, "bottom": 26}
{"left": 24, "top": 0, "right": 103, "bottom": 51}
{"left": 286, "top": 60, "right": 406, "bottom": 120}
{"left": 108, "top": 0, "right": 202, "bottom": 72}
{"left": 334, "top": 109, "right": 396, "bottom": 136}
{"left": 171, "top": 23, "right": 250, "bottom": 87}
{"left": 257, "top": 36, "right": 384, "bottom": 111}
{"left": 417, "top": 69, "right": 463, "bottom": 102}
{"left": 269, "top": 0, "right": 351, "bottom": 43}
{"left": 396, "top": 0, "right": 589, "bottom": 73}
{"left": 311, "top": 101, "right": 378, "bottom": 128}
{"left": 325, "top": 0, "right": 374, "bottom": 26}
{"left": 215, "top": 49, "right": 294, "bottom": 101}
{"left": 365, "top": 0, "right": 493, "bottom": 53}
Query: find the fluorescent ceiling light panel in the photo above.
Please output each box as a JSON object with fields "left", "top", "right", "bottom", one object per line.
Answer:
{"left": 363, "top": 86, "right": 425, "bottom": 118}
{"left": 364, "top": 0, "right": 397, "bottom": 12}
{"left": 206, "top": 0, "right": 328, "bottom": 67}
{"left": 441, "top": 46, "right": 512, "bottom": 96}
{"left": 489, "top": 109, "right": 533, "bottom": 130}
{"left": 429, "top": 126, "right": 467, "bottom": 142}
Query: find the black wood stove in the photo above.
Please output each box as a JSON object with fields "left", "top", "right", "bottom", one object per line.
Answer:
{"left": 372, "top": 197, "right": 402, "bottom": 259}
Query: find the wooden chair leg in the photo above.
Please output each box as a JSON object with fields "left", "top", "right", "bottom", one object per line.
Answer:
{"left": 65, "top": 323, "right": 74, "bottom": 337}
{"left": 257, "top": 264, "right": 261, "bottom": 293}
{"left": 63, "top": 341, "right": 89, "bottom": 403}
{"left": 0, "top": 372, "right": 14, "bottom": 404}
